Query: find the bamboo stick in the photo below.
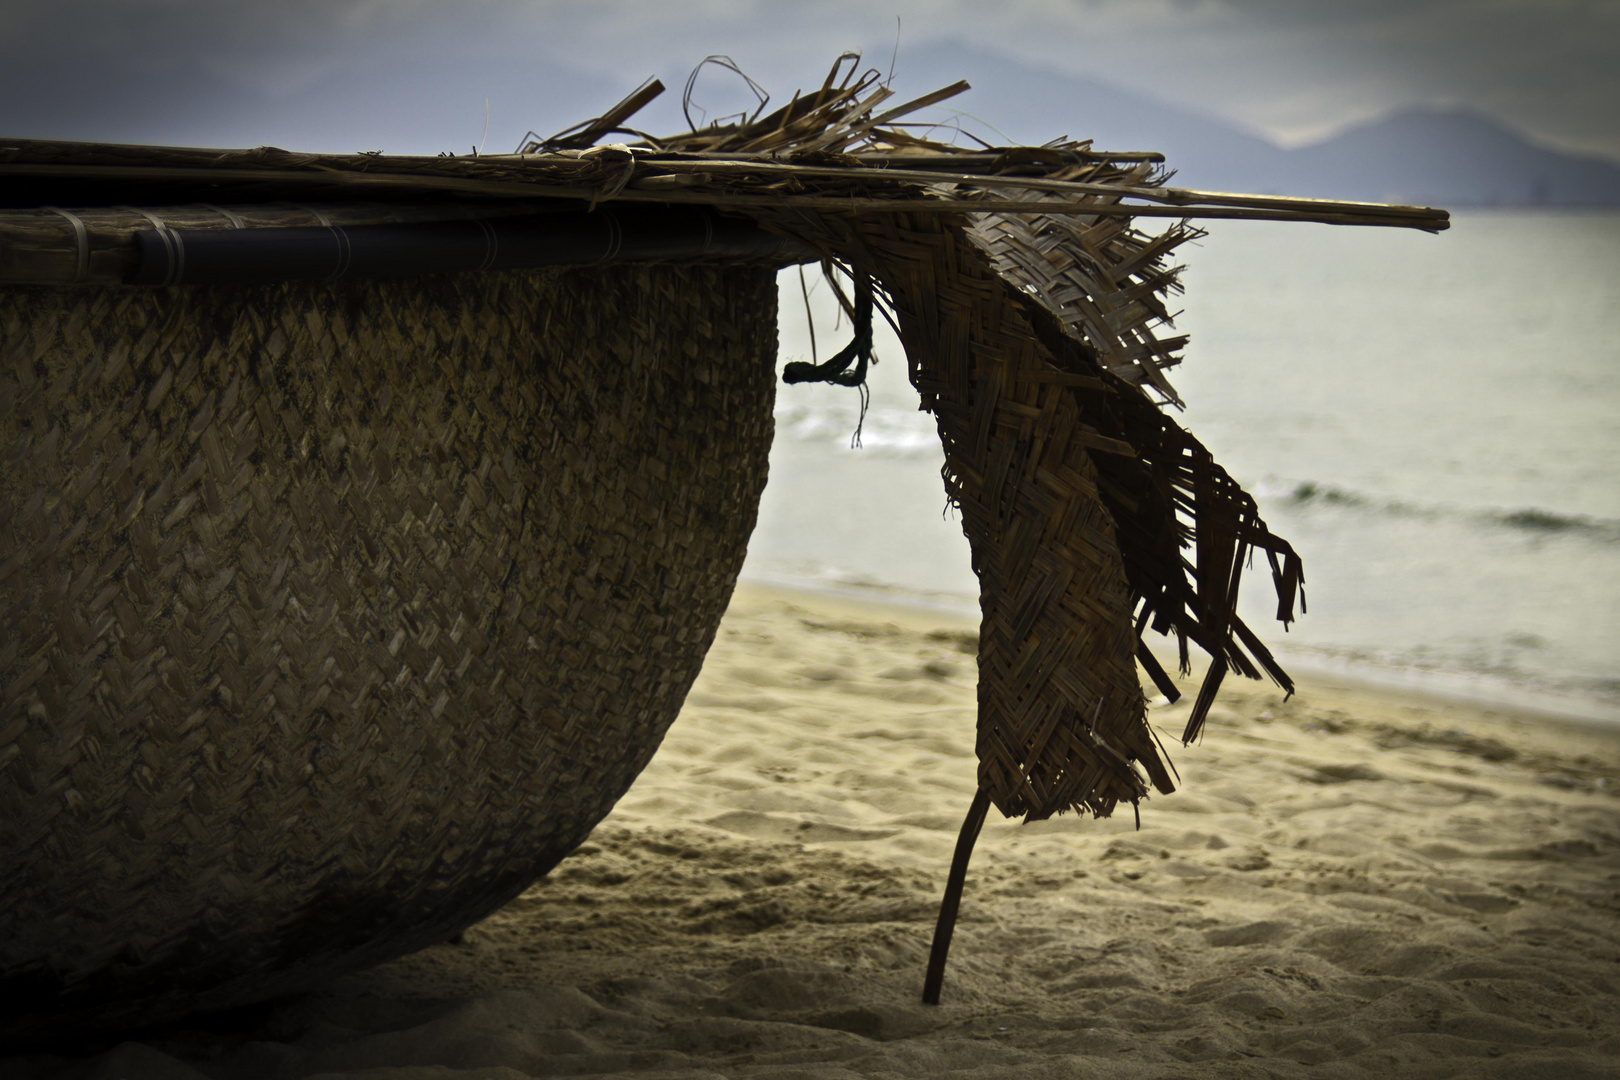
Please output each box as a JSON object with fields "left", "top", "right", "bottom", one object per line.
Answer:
{"left": 0, "top": 164, "right": 1449, "bottom": 231}
{"left": 637, "top": 158, "right": 1447, "bottom": 222}
{"left": 923, "top": 788, "right": 992, "bottom": 1006}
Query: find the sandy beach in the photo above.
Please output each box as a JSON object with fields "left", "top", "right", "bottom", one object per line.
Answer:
{"left": 8, "top": 582, "right": 1618, "bottom": 1079}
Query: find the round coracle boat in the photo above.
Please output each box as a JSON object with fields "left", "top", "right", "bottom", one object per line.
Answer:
{"left": 0, "top": 247, "right": 783, "bottom": 1039}
{"left": 0, "top": 58, "right": 1448, "bottom": 1036}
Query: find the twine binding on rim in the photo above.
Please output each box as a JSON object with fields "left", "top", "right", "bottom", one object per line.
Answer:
{"left": 42, "top": 207, "right": 90, "bottom": 282}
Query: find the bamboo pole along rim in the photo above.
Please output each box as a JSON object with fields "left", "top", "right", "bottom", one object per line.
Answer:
{"left": 0, "top": 162, "right": 1450, "bottom": 232}
{"left": 0, "top": 203, "right": 817, "bottom": 286}
{"left": 619, "top": 157, "right": 1449, "bottom": 220}
{"left": 128, "top": 212, "right": 815, "bottom": 287}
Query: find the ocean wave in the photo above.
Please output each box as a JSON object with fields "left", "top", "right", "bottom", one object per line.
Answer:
{"left": 740, "top": 558, "right": 979, "bottom": 614}
{"left": 1492, "top": 508, "right": 1618, "bottom": 536}
{"left": 774, "top": 403, "right": 940, "bottom": 456}
{"left": 1274, "top": 481, "right": 1620, "bottom": 542}
{"left": 1265, "top": 640, "right": 1620, "bottom": 722}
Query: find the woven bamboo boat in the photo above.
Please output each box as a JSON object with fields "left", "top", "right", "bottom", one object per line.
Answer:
{"left": 0, "top": 244, "right": 799, "bottom": 1042}
{"left": 0, "top": 57, "right": 1447, "bottom": 1039}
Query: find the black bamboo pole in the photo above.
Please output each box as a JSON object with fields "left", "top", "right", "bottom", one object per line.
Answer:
{"left": 922, "top": 786, "right": 992, "bottom": 1005}
{"left": 129, "top": 206, "right": 815, "bottom": 287}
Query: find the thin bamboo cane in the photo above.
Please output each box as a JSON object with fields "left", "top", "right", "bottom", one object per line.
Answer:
{"left": 633, "top": 158, "right": 1448, "bottom": 221}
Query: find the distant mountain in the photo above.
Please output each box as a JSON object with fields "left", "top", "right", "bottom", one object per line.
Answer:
{"left": 7, "top": 34, "right": 1617, "bottom": 206}
{"left": 893, "top": 42, "right": 1620, "bottom": 207}
{"left": 1276, "top": 110, "right": 1620, "bottom": 206}
{"left": 890, "top": 41, "right": 1281, "bottom": 175}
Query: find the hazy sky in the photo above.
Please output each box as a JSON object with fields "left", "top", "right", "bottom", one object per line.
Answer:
{"left": 4, "top": 0, "right": 1616, "bottom": 159}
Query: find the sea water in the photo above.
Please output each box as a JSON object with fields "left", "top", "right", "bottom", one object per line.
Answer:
{"left": 743, "top": 212, "right": 1620, "bottom": 721}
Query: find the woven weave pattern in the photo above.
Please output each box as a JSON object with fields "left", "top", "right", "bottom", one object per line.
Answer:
{"left": 0, "top": 264, "right": 777, "bottom": 1036}
{"left": 965, "top": 183, "right": 1199, "bottom": 405}
{"left": 859, "top": 215, "right": 1170, "bottom": 820}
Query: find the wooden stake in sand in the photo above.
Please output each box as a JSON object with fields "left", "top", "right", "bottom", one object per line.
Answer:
{"left": 923, "top": 789, "right": 992, "bottom": 1005}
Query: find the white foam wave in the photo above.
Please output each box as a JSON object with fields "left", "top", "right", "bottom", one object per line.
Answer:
{"left": 774, "top": 403, "right": 940, "bottom": 456}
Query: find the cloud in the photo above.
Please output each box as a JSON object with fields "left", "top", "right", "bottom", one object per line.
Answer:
{"left": 2, "top": 0, "right": 1615, "bottom": 159}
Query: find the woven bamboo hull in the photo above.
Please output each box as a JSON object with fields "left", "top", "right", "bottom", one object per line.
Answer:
{"left": 0, "top": 264, "right": 778, "bottom": 1040}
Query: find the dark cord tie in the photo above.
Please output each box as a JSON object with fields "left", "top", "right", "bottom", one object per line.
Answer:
{"left": 782, "top": 272, "right": 873, "bottom": 388}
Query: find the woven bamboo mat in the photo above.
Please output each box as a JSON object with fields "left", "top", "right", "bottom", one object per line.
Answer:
{"left": 0, "top": 264, "right": 777, "bottom": 1038}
